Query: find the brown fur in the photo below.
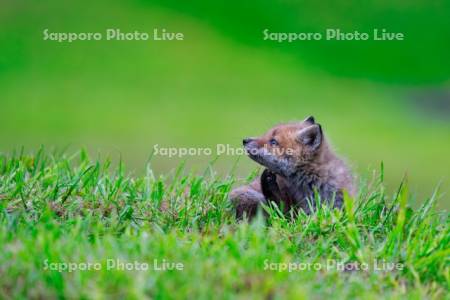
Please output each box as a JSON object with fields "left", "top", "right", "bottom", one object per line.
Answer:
{"left": 230, "top": 116, "right": 355, "bottom": 220}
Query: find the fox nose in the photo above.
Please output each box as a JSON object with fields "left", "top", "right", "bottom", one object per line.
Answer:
{"left": 243, "top": 138, "right": 253, "bottom": 146}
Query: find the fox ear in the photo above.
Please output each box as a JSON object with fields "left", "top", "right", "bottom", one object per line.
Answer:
{"left": 303, "top": 116, "right": 315, "bottom": 124}
{"left": 297, "top": 124, "right": 322, "bottom": 150}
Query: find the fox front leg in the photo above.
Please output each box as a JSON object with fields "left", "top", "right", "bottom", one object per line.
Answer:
{"left": 260, "top": 169, "right": 282, "bottom": 206}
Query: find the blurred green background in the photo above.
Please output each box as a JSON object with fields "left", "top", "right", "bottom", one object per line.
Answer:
{"left": 1, "top": 0, "right": 449, "bottom": 207}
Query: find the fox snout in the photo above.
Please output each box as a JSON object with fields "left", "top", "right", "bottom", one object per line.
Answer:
{"left": 242, "top": 138, "right": 253, "bottom": 146}
{"left": 243, "top": 138, "right": 262, "bottom": 160}
{"left": 243, "top": 138, "right": 261, "bottom": 151}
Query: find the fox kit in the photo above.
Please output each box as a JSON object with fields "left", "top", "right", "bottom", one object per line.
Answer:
{"left": 230, "top": 116, "right": 354, "bottom": 219}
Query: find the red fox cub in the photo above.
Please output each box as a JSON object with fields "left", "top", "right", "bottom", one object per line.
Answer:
{"left": 230, "top": 116, "right": 355, "bottom": 219}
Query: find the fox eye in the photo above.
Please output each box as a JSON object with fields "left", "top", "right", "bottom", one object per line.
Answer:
{"left": 269, "top": 138, "right": 279, "bottom": 146}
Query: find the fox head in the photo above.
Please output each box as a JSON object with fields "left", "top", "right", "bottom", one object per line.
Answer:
{"left": 243, "top": 116, "right": 326, "bottom": 177}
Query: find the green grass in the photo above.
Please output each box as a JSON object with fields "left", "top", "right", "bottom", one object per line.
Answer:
{"left": 0, "top": 149, "right": 449, "bottom": 299}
